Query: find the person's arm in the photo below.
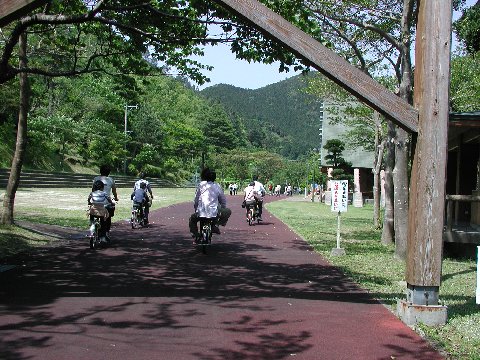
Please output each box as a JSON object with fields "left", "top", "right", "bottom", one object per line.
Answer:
{"left": 217, "top": 186, "right": 227, "bottom": 208}
{"left": 193, "top": 187, "right": 200, "bottom": 211}
{"left": 112, "top": 180, "right": 119, "bottom": 201}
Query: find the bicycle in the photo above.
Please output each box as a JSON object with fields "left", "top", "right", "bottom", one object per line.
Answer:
{"left": 89, "top": 216, "right": 102, "bottom": 249}
{"left": 131, "top": 203, "right": 147, "bottom": 229}
{"left": 195, "top": 217, "right": 214, "bottom": 254}
{"left": 245, "top": 202, "right": 260, "bottom": 226}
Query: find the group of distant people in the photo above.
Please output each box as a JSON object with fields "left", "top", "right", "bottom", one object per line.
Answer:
{"left": 86, "top": 164, "right": 273, "bottom": 243}
{"left": 228, "top": 183, "right": 238, "bottom": 195}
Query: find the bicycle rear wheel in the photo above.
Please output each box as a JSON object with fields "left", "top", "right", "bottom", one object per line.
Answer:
{"left": 248, "top": 209, "right": 254, "bottom": 226}
{"left": 131, "top": 210, "right": 138, "bottom": 229}
{"left": 90, "top": 222, "right": 99, "bottom": 249}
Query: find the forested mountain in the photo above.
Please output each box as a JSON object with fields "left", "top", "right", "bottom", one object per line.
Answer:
{"left": 199, "top": 74, "right": 323, "bottom": 159}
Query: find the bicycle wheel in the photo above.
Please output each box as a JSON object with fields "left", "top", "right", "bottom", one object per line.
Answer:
{"left": 248, "top": 209, "right": 253, "bottom": 226}
{"left": 201, "top": 225, "right": 211, "bottom": 254}
{"left": 131, "top": 210, "right": 137, "bottom": 229}
{"left": 90, "top": 222, "right": 99, "bottom": 249}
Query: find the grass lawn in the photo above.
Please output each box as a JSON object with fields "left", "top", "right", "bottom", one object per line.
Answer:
{"left": 266, "top": 199, "right": 480, "bottom": 360}
{"left": 2, "top": 187, "right": 194, "bottom": 229}
{"left": 0, "top": 189, "right": 479, "bottom": 359}
{"left": 0, "top": 187, "right": 194, "bottom": 257}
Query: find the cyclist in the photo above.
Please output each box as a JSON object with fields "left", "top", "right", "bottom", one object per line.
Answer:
{"left": 92, "top": 164, "right": 118, "bottom": 240}
{"left": 189, "top": 167, "right": 231, "bottom": 238}
{"left": 133, "top": 172, "right": 154, "bottom": 224}
{"left": 243, "top": 181, "right": 257, "bottom": 216}
{"left": 131, "top": 182, "right": 149, "bottom": 223}
{"left": 88, "top": 180, "right": 114, "bottom": 243}
{"left": 252, "top": 175, "right": 266, "bottom": 221}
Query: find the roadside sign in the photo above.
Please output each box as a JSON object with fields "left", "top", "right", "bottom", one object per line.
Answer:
{"left": 331, "top": 180, "right": 348, "bottom": 213}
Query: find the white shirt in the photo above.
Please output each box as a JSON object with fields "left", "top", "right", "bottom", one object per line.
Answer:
{"left": 134, "top": 179, "right": 152, "bottom": 196}
{"left": 93, "top": 176, "right": 115, "bottom": 197}
{"left": 194, "top": 181, "right": 227, "bottom": 218}
{"left": 253, "top": 181, "right": 266, "bottom": 200}
{"left": 244, "top": 185, "right": 256, "bottom": 202}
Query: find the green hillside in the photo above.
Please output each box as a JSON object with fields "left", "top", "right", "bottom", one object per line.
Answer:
{"left": 199, "top": 74, "right": 323, "bottom": 159}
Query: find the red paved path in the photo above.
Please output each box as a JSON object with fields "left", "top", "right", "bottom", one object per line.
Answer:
{"left": 0, "top": 196, "right": 443, "bottom": 360}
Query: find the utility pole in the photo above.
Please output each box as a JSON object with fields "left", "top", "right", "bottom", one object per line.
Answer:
{"left": 124, "top": 104, "right": 138, "bottom": 174}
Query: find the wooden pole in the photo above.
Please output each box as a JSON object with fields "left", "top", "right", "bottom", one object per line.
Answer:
{"left": 406, "top": 0, "right": 452, "bottom": 302}
{"left": 0, "top": 0, "right": 47, "bottom": 27}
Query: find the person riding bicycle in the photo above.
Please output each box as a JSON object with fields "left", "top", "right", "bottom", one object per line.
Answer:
{"left": 243, "top": 181, "right": 257, "bottom": 215}
{"left": 133, "top": 172, "right": 154, "bottom": 224}
{"left": 252, "top": 175, "right": 266, "bottom": 221}
{"left": 189, "top": 167, "right": 231, "bottom": 238}
{"left": 92, "top": 164, "right": 118, "bottom": 240}
{"left": 88, "top": 180, "right": 114, "bottom": 243}
{"left": 131, "top": 182, "right": 149, "bottom": 222}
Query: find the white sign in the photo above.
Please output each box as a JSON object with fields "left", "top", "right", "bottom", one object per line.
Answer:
{"left": 331, "top": 180, "right": 348, "bottom": 213}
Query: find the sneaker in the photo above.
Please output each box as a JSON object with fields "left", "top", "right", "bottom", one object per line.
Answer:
{"left": 212, "top": 225, "right": 221, "bottom": 234}
{"left": 100, "top": 237, "right": 107, "bottom": 244}
{"left": 257, "top": 216, "right": 263, "bottom": 221}
{"left": 105, "top": 232, "right": 111, "bottom": 243}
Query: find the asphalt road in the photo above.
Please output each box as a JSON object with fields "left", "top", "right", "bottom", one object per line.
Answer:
{"left": 0, "top": 195, "right": 444, "bottom": 360}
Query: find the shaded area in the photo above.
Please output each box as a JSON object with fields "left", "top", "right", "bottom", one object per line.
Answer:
{"left": 0, "top": 197, "right": 443, "bottom": 360}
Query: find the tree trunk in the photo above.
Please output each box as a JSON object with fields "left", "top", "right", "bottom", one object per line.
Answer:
{"left": 393, "top": 127, "right": 409, "bottom": 259}
{"left": 1, "top": 32, "right": 29, "bottom": 225}
{"left": 390, "top": 0, "right": 414, "bottom": 258}
{"left": 381, "top": 121, "right": 395, "bottom": 245}
{"left": 372, "top": 112, "right": 384, "bottom": 229}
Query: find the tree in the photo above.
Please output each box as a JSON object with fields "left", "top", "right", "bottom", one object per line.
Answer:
{"left": 453, "top": 0, "right": 480, "bottom": 54}
{"left": 323, "top": 139, "right": 351, "bottom": 168}
{"left": 450, "top": 54, "right": 480, "bottom": 112}
{"left": 272, "top": 0, "right": 418, "bottom": 259}
{"left": 0, "top": 0, "right": 253, "bottom": 224}
{"left": 304, "top": 74, "right": 386, "bottom": 228}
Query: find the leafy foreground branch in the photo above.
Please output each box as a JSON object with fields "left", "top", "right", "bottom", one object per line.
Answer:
{"left": 266, "top": 200, "right": 480, "bottom": 360}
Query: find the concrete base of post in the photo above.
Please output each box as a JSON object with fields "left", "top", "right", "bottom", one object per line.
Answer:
{"left": 397, "top": 300, "right": 448, "bottom": 326}
{"left": 331, "top": 247, "right": 346, "bottom": 256}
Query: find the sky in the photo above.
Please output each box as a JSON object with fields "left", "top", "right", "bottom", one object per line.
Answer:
{"left": 192, "top": 1, "right": 474, "bottom": 91}
{"left": 193, "top": 42, "right": 299, "bottom": 90}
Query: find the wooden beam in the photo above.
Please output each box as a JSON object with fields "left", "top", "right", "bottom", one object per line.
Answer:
{"left": 0, "top": 0, "right": 46, "bottom": 27}
{"left": 214, "top": 0, "right": 418, "bottom": 133}
{"left": 406, "top": 0, "right": 452, "bottom": 288}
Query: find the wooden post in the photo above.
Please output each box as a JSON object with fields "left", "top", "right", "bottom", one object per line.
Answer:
{"left": 406, "top": 0, "right": 452, "bottom": 303}
{"left": 0, "top": 0, "right": 47, "bottom": 27}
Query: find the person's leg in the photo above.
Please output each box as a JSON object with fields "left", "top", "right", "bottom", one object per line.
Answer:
{"left": 189, "top": 213, "right": 199, "bottom": 234}
{"left": 217, "top": 207, "right": 232, "bottom": 226}
{"left": 99, "top": 217, "right": 108, "bottom": 239}
{"left": 143, "top": 203, "right": 150, "bottom": 222}
{"left": 106, "top": 206, "right": 114, "bottom": 233}
{"left": 257, "top": 200, "right": 263, "bottom": 218}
